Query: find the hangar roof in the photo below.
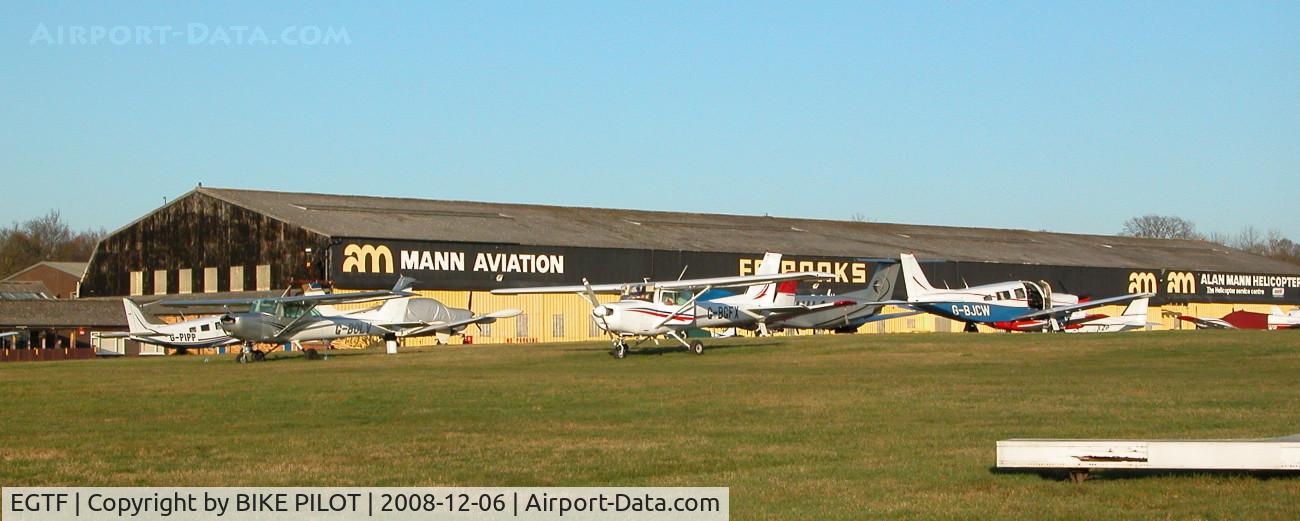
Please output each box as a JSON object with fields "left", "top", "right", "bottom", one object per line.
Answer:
{"left": 0, "top": 300, "right": 126, "bottom": 328}
{"left": 195, "top": 187, "right": 1300, "bottom": 274}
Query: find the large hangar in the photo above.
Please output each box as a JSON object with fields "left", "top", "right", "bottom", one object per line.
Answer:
{"left": 80, "top": 187, "right": 1300, "bottom": 344}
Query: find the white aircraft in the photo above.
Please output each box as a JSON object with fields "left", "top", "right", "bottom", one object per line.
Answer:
{"left": 156, "top": 277, "right": 521, "bottom": 362}
{"left": 492, "top": 255, "right": 848, "bottom": 358}
{"left": 898, "top": 253, "right": 1153, "bottom": 332}
{"left": 1174, "top": 306, "right": 1300, "bottom": 330}
{"left": 1064, "top": 297, "right": 1158, "bottom": 333}
{"left": 112, "top": 299, "right": 243, "bottom": 351}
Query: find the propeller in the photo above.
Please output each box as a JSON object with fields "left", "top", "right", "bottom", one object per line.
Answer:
{"left": 582, "top": 278, "right": 614, "bottom": 337}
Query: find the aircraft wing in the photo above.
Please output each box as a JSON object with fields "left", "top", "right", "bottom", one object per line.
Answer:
{"left": 1014, "top": 293, "right": 1154, "bottom": 321}
{"left": 0, "top": 331, "right": 20, "bottom": 339}
{"left": 657, "top": 271, "right": 836, "bottom": 290}
{"left": 492, "top": 271, "right": 836, "bottom": 295}
{"left": 1176, "top": 315, "right": 1233, "bottom": 329}
{"left": 745, "top": 299, "right": 858, "bottom": 322}
{"left": 395, "top": 309, "right": 523, "bottom": 338}
{"left": 161, "top": 289, "right": 413, "bottom": 308}
{"left": 97, "top": 331, "right": 167, "bottom": 338}
{"left": 491, "top": 283, "right": 628, "bottom": 295}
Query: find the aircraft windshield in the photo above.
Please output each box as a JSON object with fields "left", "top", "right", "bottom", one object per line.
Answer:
{"left": 282, "top": 302, "right": 319, "bottom": 318}
{"left": 250, "top": 299, "right": 279, "bottom": 315}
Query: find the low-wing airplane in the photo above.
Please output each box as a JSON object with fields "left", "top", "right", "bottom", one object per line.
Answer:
{"left": 491, "top": 256, "right": 848, "bottom": 358}
{"left": 988, "top": 297, "right": 1157, "bottom": 333}
{"left": 898, "top": 253, "right": 1153, "bottom": 332}
{"left": 767, "top": 262, "right": 919, "bottom": 333}
{"left": 109, "top": 299, "right": 243, "bottom": 350}
{"left": 1174, "top": 306, "right": 1300, "bottom": 330}
{"left": 702, "top": 255, "right": 918, "bottom": 333}
{"left": 162, "top": 276, "right": 520, "bottom": 362}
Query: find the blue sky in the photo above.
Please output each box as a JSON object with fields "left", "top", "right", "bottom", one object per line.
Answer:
{"left": 3, "top": 2, "right": 1297, "bottom": 239}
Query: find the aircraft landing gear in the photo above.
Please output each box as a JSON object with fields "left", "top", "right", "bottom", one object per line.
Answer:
{"left": 610, "top": 340, "right": 627, "bottom": 359}
{"left": 689, "top": 339, "right": 705, "bottom": 355}
{"left": 964, "top": 322, "right": 980, "bottom": 333}
{"left": 236, "top": 343, "right": 265, "bottom": 363}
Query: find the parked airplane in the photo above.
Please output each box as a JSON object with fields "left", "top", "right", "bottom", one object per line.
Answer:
{"left": 779, "top": 264, "right": 920, "bottom": 333}
{"left": 491, "top": 258, "right": 847, "bottom": 358}
{"left": 111, "top": 299, "right": 242, "bottom": 351}
{"left": 715, "top": 256, "right": 918, "bottom": 333}
{"left": 898, "top": 253, "right": 1152, "bottom": 332}
{"left": 1174, "top": 306, "right": 1300, "bottom": 330}
{"left": 988, "top": 297, "right": 1156, "bottom": 333}
{"left": 162, "top": 277, "right": 520, "bottom": 362}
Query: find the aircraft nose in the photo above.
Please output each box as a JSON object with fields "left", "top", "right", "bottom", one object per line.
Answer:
{"left": 592, "top": 305, "right": 616, "bottom": 329}
{"left": 218, "top": 314, "right": 242, "bottom": 335}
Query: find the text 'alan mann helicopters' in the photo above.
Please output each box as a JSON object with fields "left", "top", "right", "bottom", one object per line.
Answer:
{"left": 492, "top": 253, "right": 854, "bottom": 358}
{"left": 151, "top": 276, "right": 520, "bottom": 362}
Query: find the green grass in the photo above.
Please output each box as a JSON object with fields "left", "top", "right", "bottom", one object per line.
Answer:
{"left": 2, "top": 331, "right": 1299, "bottom": 519}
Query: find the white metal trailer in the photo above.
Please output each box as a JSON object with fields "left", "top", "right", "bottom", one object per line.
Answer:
{"left": 997, "top": 434, "right": 1300, "bottom": 482}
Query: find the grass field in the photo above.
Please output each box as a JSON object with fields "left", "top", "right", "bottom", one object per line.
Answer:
{"left": 2, "top": 331, "right": 1298, "bottom": 519}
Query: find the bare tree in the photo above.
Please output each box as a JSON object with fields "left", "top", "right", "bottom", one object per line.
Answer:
{"left": 849, "top": 212, "right": 868, "bottom": 222}
{"left": 1119, "top": 214, "right": 1200, "bottom": 239}
{"left": 1233, "top": 226, "right": 1263, "bottom": 254}
{"left": 1204, "top": 231, "right": 1232, "bottom": 246}
{"left": 0, "top": 211, "right": 105, "bottom": 278}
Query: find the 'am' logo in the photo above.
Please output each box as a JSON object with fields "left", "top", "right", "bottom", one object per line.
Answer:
{"left": 343, "top": 244, "right": 394, "bottom": 273}
{"left": 1166, "top": 271, "right": 1196, "bottom": 294}
{"left": 1128, "top": 272, "right": 1157, "bottom": 294}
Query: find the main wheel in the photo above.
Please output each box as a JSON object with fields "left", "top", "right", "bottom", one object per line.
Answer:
{"left": 252, "top": 350, "right": 266, "bottom": 362}
{"left": 611, "top": 342, "right": 627, "bottom": 359}
{"left": 690, "top": 340, "right": 704, "bottom": 355}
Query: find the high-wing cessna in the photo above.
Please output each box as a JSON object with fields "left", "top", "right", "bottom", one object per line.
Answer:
{"left": 162, "top": 276, "right": 520, "bottom": 362}
{"left": 1174, "top": 306, "right": 1300, "bottom": 330}
{"left": 491, "top": 257, "right": 848, "bottom": 358}
{"left": 898, "top": 253, "right": 1153, "bottom": 332}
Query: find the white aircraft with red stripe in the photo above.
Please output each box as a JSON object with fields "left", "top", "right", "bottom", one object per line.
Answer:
{"left": 491, "top": 253, "right": 850, "bottom": 358}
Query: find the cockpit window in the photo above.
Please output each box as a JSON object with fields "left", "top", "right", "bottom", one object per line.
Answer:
{"left": 1014, "top": 288, "right": 1026, "bottom": 299}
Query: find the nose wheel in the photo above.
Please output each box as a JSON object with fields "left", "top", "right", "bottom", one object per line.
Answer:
{"left": 689, "top": 340, "right": 704, "bottom": 355}
{"left": 610, "top": 340, "right": 627, "bottom": 359}
{"left": 236, "top": 343, "right": 266, "bottom": 363}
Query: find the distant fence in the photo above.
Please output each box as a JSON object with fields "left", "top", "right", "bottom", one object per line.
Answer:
{"left": 0, "top": 347, "right": 98, "bottom": 362}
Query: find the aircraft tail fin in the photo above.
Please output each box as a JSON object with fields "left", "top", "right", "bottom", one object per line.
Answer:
{"left": 900, "top": 253, "right": 937, "bottom": 300}
{"left": 122, "top": 299, "right": 160, "bottom": 334}
{"left": 773, "top": 280, "right": 799, "bottom": 306}
{"left": 1271, "top": 305, "right": 1285, "bottom": 316}
{"left": 1122, "top": 297, "right": 1149, "bottom": 317}
{"left": 743, "top": 252, "right": 783, "bottom": 304}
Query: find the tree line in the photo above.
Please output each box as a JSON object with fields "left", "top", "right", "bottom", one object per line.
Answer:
{"left": 1120, "top": 214, "right": 1300, "bottom": 265}
{"left": 0, "top": 211, "right": 106, "bottom": 279}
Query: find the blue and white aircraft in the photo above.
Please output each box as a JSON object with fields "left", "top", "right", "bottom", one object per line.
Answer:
{"left": 898, "top": 253, "right": 1152, "bottom": 332}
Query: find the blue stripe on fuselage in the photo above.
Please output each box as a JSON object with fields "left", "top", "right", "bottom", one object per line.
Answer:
{"left": 914, "top": 302, "right": 1027, "bottom": 323}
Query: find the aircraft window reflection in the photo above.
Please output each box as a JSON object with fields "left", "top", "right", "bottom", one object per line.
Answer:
{"left": 1015, "top": 288, "right": 1026, "bottom": 299}
{"left": 282, "top": 303, "right": 315, "bottom": 318}
{"left": 251, "top": 299, "right": 277, "bottom": 314}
